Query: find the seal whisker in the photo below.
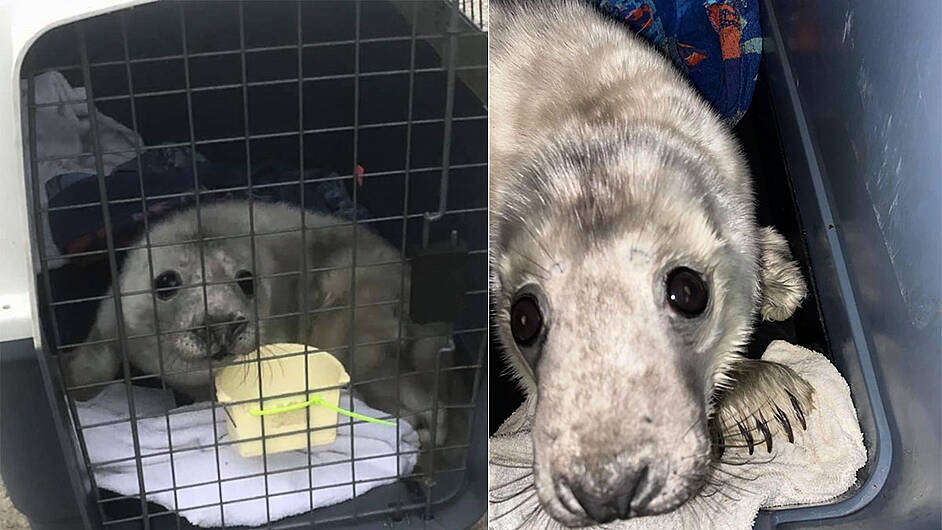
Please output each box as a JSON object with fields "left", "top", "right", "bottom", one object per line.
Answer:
{"left": 489, "top": 460, "right": 535, "bottom": 470}
{"left": 510, "top": 248, "right": 552, "bottom": 279}
{"left": 703, "top": 480, "right": 741, "bottom": 502}
{"left": 707, "top": 464, "right": 759, "bottom": 482}
{"left": 510, "top": 504, "right": 542, "bottom": 530}
{"left": 680, "top": 413, "right": 706, "bottom": 441}
{"left": 716, "top": 452, "right": 778, "bottom": 466}
{"left": 491, "top": 492, "right": 539, "bottom": 522}
{"left": 520, "top": 223, "right": 563, "bottom": 274}
{"left": 490, "top": 471, "right": 535, "bottom": 492}
{"left": 489, "top": 483, "right": 535, "bottom": 504}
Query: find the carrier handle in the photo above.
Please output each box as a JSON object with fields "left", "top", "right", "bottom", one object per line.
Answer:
{"left": 248, "top": 394, "right": 395, "bottom": 426}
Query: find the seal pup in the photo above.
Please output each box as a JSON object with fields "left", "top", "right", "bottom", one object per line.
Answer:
{"left": 64, "top": 200, "right": 449, "bottom": 446}
{"left": 489, "top": 0, "right": 812, "bottom": 525}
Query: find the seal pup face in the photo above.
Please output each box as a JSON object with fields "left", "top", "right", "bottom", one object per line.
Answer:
{"left": 492, "top": 128, "right": 774, "bottom": 525}
{"left": 116, "top": 234, "right": 262, "bottom": 392}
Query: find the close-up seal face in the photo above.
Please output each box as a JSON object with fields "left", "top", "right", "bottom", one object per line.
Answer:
{"left": 488, "top": 0, "right": 810, "bottom": 525}
{"left": 492, "top": 131, "right": 760, "bottom": 524}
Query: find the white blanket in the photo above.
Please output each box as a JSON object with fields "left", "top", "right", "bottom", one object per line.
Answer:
{"left": 76, "top": 384, "right": 418, "bottom": 527}
{"left": 20, "top": 71, "right": 142, "bottom": 265}
{"left": 489, "top": 341, "right": 867, "bottom": 529}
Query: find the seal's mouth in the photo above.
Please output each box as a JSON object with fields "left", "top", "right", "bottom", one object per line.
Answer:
{"left": 210, "top": 350, "right": 234, "bottom": 362}
{"left": 188, "top": 314, "right": 250, "bottom": 362}
{"left": 203, "top": 344, "right": 255, "bottom": 363}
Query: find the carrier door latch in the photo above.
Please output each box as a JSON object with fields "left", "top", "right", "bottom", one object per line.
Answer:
{"left": 409, "top": 228, "right": 468, "bottom": 325}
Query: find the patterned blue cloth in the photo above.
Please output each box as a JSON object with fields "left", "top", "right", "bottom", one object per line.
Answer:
{"left": 589, "top": 0, "right": 761, "bottom": 124}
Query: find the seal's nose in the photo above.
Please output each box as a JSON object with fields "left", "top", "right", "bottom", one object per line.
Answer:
{"left": 198, "top": 314, "right": 247, "bottom": 358}
{"left": 563, "top": 465, "right": 651, "bottom": 522}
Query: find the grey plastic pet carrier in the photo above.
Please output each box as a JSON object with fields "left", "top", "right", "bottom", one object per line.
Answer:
{"left": 751, "top": 1, "right": 940, "bottom": 526}
{"left": 1, "top": 1, "right": 487, "bottom": 528}
{"left": 487, "top": 0, "right": 939, "bottom": 528}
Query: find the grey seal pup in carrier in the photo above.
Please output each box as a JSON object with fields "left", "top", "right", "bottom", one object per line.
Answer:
{"left": 490, "top": 0, "right": 813, "bottom": 525}
{"left": 65, "top": 200, "right": 449, "bottom": 445}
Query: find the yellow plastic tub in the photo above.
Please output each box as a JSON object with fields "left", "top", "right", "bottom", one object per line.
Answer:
{"left": 215, "top": 343, "right": 351, "bottom": 458}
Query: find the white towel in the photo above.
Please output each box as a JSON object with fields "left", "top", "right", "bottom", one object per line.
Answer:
{"left": 489, "top": 340, "right": 867, "bottom": 529}
{"left": 20, "top": 71, "right": 142, "bottom": 266}
{"left": 75, "top": 384, "right": 419, "bottom": 528}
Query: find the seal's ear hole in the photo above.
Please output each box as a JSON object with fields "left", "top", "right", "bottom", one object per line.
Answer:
{"left": 154, "top": 270, "right": 183, "bottom": 300}
{"left": 236, "top": 270, "right": 255, "bottom": 297}
{"left": 758, "top": 227, "right": 807, "bottom": 322}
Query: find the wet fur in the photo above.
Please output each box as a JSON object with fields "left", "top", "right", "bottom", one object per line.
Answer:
{"left": 64, "top": 200, "right": 450, "bottom": 447}
{"left": 489, "top": 0, "right": 811, "bottom": 525}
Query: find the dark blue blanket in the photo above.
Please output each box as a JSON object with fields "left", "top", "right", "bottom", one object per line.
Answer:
{"left": 589, "top": 0, "right": 761, "bottom": 125}
{"left": 47, "top": 149, "right": 368, "bottom": 257}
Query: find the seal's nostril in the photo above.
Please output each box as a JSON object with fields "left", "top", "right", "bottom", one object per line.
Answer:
{"left": 198, "top": 314, "right": 247, "bottom": 357}
{"left": 227, "top": 317, "right": 248, "bottom": 345}
{"left": 625, "top": 465, "right": 652, "bottom": 515}
{"left": 570, "top": 483, "right": 618, "bottom": 524}
{"left": 582, "top": 498, "right": 618, "bottom": 523}
{"left": 568, "top": 464, "right": 654, "bottom": 522}
{"left": 614, "top": 489, "right": 632, "bottom": 519}
{"left": 555, "top": 477, "right": 585, "bottom": 517}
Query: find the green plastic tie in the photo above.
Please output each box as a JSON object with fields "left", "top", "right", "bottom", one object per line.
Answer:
{"left": 248, "top": 394, "right": 395, "bottom": 426}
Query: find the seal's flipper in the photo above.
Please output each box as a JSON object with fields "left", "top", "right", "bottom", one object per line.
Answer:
{"left": 64, "top": 337, "right": 120, "bottom": 401}
{"left": 757, "top": 226, "right": 807, "bottom": 322}
{"left": 711, "top": 359, "right": 814, "bottom": 455}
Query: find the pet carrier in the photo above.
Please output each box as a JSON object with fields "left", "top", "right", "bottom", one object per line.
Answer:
{"left": 0, "top": 0, "right": 487, "bottom": 528}
{"left": 487, "top": 0, "right": 940, "bottom": 528}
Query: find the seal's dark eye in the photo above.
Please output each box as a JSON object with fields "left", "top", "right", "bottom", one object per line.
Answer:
{"left": 511, "top": 295, "right": 543, "bottom": 346}
{"left": 236, "top": 270, "right": 254, "bottom": 297}
{"left": 154, "top": 271, "right": 182, "bottom": 300}
{"left": 666, "top": 267, "right": 709, "bottom": 317}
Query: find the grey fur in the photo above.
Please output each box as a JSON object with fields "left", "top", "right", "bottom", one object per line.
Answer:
{"left": 490, "top": 0, "right": 810, "bottom": 525}
{"left": 758, "top": 226, "right": 809, "bottom": 322}
{"left": 64, "top": 200, "right": 449, "bottom": 446}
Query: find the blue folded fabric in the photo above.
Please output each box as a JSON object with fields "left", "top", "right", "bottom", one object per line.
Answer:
{"left": 47, "top": 152, "right": 369, "bottom": 256}
{"left": 589, "top": 0, "right": 761, "bottom": 124}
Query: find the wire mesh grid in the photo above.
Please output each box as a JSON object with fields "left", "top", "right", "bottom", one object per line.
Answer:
{"left": 455, "top": 0, "right": 488, "bottom": 30}
{"left": 21, "top": 0, "right": 486, "bottom": 528}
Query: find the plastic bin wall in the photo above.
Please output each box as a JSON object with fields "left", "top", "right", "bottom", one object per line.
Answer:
{"left": 757, "top": 0, "right": 941, "bottom": 528}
